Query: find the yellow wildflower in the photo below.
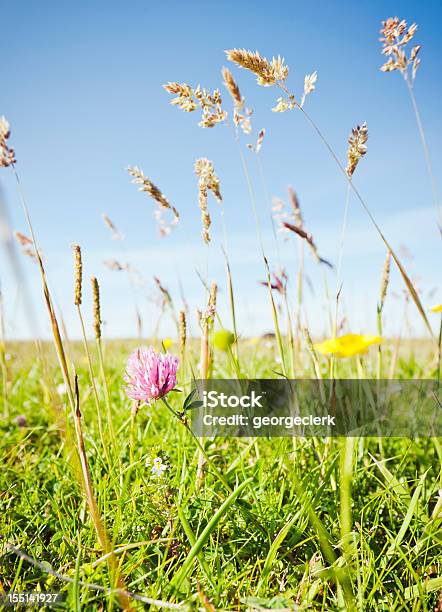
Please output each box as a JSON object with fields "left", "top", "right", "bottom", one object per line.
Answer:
{"left": 162, "top": 337, "right": 173, "bottom": 350}
{"left": 430, "top": 304, "right": 442, "bottom": 313}
{"left": 315, "top": 334, "right": 383, "bottom": 358}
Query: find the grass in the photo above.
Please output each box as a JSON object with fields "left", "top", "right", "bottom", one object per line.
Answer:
{"left": 1, "top": 339, "right": 441, "bottom": 610}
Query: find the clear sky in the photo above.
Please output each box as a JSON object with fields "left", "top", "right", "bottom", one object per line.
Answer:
{"left": 1, "top": 0, "right": 441, "bottom": 340}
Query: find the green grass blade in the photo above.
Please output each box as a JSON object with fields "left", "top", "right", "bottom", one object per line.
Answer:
{"left": 177, "top": 505, "right": 216, "bottom": 591}
{"left": 385, "top": 469, "right": 428, "bottom": 559}
{"left": 171, "top": 477, "right": 254, "bottom": 592}
{"left": 258, "top": 511, "right": 301, "bottom": 588}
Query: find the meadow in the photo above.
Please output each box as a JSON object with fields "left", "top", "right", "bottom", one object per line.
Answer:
{"left": 1, "top": 15, "right": 442, "bottom": 612}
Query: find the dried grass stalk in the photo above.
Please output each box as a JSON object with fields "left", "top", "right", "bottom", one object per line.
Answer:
{"left": 154, "top": 276, "right": 174, "bottom": 312}
{"left": 288, "top": 187, "right": 303, "bottom": 227}
{"left": 128, "top": 166, "right": 179, "bottom": 219}
{"left": 163, "top": 82, "right": 227, "bottom": 128}
{"left": 179, "top": 310, "right": 186, "bottom": 357}
{"left": 73, "top": 244, "right": 82, "bottom": 306}
{"left": 91, "top": 276, "right": 102, "bottom": 340}
{"left": 102, "top": 213, "right": 124, "bottom": 240}
{"left": 380, "top": 17, "right": 420, "bottom": 81}
{"left": 0, "top": 116, "right": 16, "bottom": 167}
{"left": 194, "top": 158, "right": 222, "bottom": 244}
{"left": 283, "top": 222, "right": 332, "bottom": 268}
{"left": 226, "top": 49, "right": 289, "bottom": 86}
{"left": 248, "top": 128, "right": 265, "bottom": 152}
{"left": 300, "top": 71, "right": 318, "bottom": 107}
{"left": 222, "top": 67, "right": 244, "bottom": 109}
{"left": 15, "top": 230, "right": 43, "bottom": 261}
{"left": 103, "top": 259, "right": 126, "bottom": 271}
{"left": 346, "top": 123, "right": 368, "bottom": 178}
{"left": 379, "top": 250, "right": 392, "bottom": 310}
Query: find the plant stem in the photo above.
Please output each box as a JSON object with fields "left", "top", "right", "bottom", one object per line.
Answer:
{"left": 289, "top": 106, "right": 433, "bottom": 337}
{"left": 96, "top": 337, "right": 115, "bottom": 443}
{"left": 161, "top": 397, "right": 232, "bottom": 493}
{"left": 76, "top": 305, "right": 108, "bottom": 462}
{"left": 264, "top": 256, "right": 287, "bottom": 377}
{"left": 437, "top": 315, "right": 442, "bottom": 385}
{"left": 340, "top": 436, "right": 355, "bottom": 551}
{"left": 405, "top": 79, "right": 442, "bottom": 228}
{"left": 223, "top": 247, "right": 239, "bottom": 363}
{"left": 72, "top": 375, "right": 133, "bottom": 611}
{"left": 335, "top": 183, "right": 351, "bottom": 337}
{"left": 12, "top": 167, "right": 75, "bottom": 410}
{"left": 0, "top": 284, "right": 8, "bottom": 419}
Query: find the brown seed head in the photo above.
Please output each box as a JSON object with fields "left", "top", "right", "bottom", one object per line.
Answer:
{"left": 103, "top": 259, "right": 126, "bottom": 271}
{"left": 0, "top": 116, "right": 16, "bottom": 168}
{"left": 195, "top": 158, "right": 222, "bottom": 245}
{"left": 346, "top": 122, "right": 368, "bottom": 178}
{"left": 195, "top": 158, "right": 222, "bottom": 201}
{"left": 222, "top": 67, "right": 244, "bottom": 109}
{"left": 303, "top": 327, "right": 316, "bottom": 355}
{"left": 73, "top": 244, "right": 82, "bottom": 306}
{"left": 380, "top": 17, "right": 420, "bottom": 81}
{"left": 14, "top": 231, "right": 33, "bottom": 247}
{"left": 153, "top": 276, "right": 173, "bottom": 310}
{"left": 209, "top": 282, "right": 217, "bottom": 311}
{"left": 163, "top": 82, "right": 226, "bottom": 128}
{"left": 102, "top": 213, "right": 124, "bottom": 240}
{"left": 128, "top": 166, "right": 180, "bottom": 220}
{"left": 198, "top": 185, "right": 211, "bottom": 245}
{"left": 288, "top": 187, "right": 303, "bottom": 227}
{"left": 379, "top": 250, "right": 392, "bottom": 310}
{"left": 283, "top": 222, "right": 333, "bottom": 268}
{"left": 226, "top": 49, "right": 289, "bottom": 86}
{"left": 91, "top": 276, "right": 101, "bottom": 340}
{"left": 179, "top": 310, "right": 187, "bottom": 355}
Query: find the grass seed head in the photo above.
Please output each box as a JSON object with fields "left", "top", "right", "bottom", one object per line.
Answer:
{"left": 0, "top": 116, "right": 16, "bottom": 167}
{"left": 103, "top": 259, "right": 126, "bottom": 271}
{"left": 300, "top": 71, "right": 318, "bottom": 107}
{"left": 14, "top": 231, "right": 42, "bottom": 262}
{"left": 346, "top": 122, "right": 368, "bottom": 178}
{"left": 379, "top": 250, "right": 392, "bottom": 310}
{"left": 195, "top": 158, "right": 222, "bottom": 244}
{"left": 91, "top": 276, "right": 102, "bottom": 340}
{"left": 200, "top": 286, "right": 217, "bottom": 332}
{"left": 222, "top": 67, "right": 244, "bottom": 109}
{"left": 226, "top": 49, "right": 289, "bottom": 86}
{"left": 209, "top": 282, "right": 217, "bottom": 311}
{"left": 102, "top": 213, "right": 124, "bottom": 240}
{"left": 73, "top": 244, "right": 83, "bottom": 306}
{"left": 179, "top": 310, "right": 187, "bottom": 355}
{"left": 128, "top": 166, "right": 180, "bottom": 220}
{"left": 288, "top": 187, "right": 303, "bottom": 227}
{"left": 283, "top": 222, "right": 332, "bottom": 268}
{"left": 380, "top": 17, "right": 420, "bottom": 81}
{"left": 164, "top": 82, "right": 227, "bottom": 128}
{"left": 14, "top": 231, "right": 33, "bottom": 247}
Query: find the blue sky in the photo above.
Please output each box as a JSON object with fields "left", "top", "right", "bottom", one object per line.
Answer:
{"left": 1, "top": 0, "right": 441, "bottom": 340}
